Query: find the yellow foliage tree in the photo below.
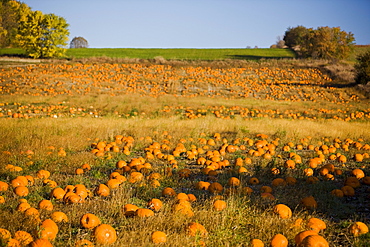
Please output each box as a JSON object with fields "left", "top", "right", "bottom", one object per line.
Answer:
{"left": 15, "top": 10, "right": 69, "bottom": 58}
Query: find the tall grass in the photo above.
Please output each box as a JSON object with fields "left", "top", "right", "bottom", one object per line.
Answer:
{"left": 0, "top": 116, "right": 369, "bottom": 246}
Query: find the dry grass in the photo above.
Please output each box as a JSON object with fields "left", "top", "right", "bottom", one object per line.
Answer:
{"left": 1, "top": 116, "right": 369, "bottom": 246}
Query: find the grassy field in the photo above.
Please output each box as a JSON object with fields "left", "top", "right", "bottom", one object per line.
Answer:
{"left": 1, "top": 46, "right": 369, "bottom": 62}
{"left": 65, "top": 48, "right": 297, "bottom": 61}
{"left": 0, "top": 47, "right": 297, "bottom": 61}
{"left": 0, "top": 53, "right": 369, "bottom": 246}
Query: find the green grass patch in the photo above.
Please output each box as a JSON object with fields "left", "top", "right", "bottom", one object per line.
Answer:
{"left": 0, "top": 48, "right": 25, "bottom": 56}
{"left": 348, "top": 46, "right": 370, "bottom": 63}
{"left": 0, "top": 47, "right": 296, "bottom": 60}
{"left": 1, "top": 46, "right": 369, "bottom": 62}
{"left": 65, "top": 48, "right": 297, "bottom": 60}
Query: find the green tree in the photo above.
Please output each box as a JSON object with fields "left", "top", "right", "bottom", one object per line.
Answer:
{"left": 283, "top": 26, "right": 355, "bottom": 60}
{"left": 283, "top": 25, "right": 309, "bottom": 50}
{"left": 0, "top": 0, "right": 31, "bottom": 47}
{"left": 15, "top": 10, "right": 69, "bottom": 58}
{"left": 70, "top": 36, "right": 88, "bottom": 48}
{"left": 354, "top": 51, "right": 370, "bottom": 85}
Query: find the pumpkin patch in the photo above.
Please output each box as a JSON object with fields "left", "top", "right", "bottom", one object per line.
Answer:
{"left": 0, "top": 59, "right": 369, "bottom": 246}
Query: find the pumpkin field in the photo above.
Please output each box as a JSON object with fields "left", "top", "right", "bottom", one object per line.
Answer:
{"left": 0, "top": 57, "right": 370, "bottom": 246}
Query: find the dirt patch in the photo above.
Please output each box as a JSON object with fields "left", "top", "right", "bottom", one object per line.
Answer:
{"left": 0, "top": 57, "right": 41, "bottom": 63}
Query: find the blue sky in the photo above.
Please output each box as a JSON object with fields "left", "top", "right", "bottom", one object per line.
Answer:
{"left": 22, "top": 0, "right": 370, "bottom": 48}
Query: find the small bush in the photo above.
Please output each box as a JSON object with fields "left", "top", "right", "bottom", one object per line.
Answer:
{"left": 355, "top": 51, "right": 370, "bottom": 84}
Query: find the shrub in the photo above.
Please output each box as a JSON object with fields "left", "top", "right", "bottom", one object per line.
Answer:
{"left": 355, "top": 50, "right": 370, "bottom": 84}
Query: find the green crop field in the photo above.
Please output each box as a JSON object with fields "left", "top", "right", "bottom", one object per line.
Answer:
{"left": 0, "top": 47, "right": 297, "bottom": 60}
{"left": 65, "top": 48, "right": 297, "bottom": 60}
{"left": 1, "top": 46, "right": 369, "bottom": 62}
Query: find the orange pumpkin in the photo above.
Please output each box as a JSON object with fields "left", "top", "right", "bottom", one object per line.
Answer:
{"left": 74, "top": 186, "right": 89, "bottom": 200}
{"left": 213, "top": 200, "right": 227, "bottom": 211}
{"left": 151, "top": 231, "right": 167, "bottom": 244}
{"left": 136, "top": 208, "right": 154, "bottom": 218}
{"left": 301, "top": 196, "right": 317, "bottom": 209}
{"left": 186, "top": 222, "right": 208, "bottom": 237}
{"left": 228, "top": 177, "right": 241, "bottom": 187}
{"left": 173, "top": 201, "right": 194, "bottom": 217}
{"left": 95, "top": 184, "right": 110, "bottom": 197}
{"left": 24, "top": 207, "right": 40, "bottom": 219}
{"left": 270, "top": 234, "right": 288, "bottom": 247}
{"left": 250, "top": 239, "right": 264, "bottom": 247}
{"left": 38, "top": 200, "right": 53, "bottom": 211}
{"left": 0, "top": 181, "right": 9, "bottom": 191}
{"left": 147, "top": 198, "right": 163, "bottom": 212}
{"left": 307, "top": 218, "right": 326, "bottom": 232}
{"left": 81, "top": 163, "right": 91, "bottom": 171}
{"left": 161, "top": 187, "right": 176, "bottom": 197}
{"left": 93, "top": 224, "right": 117, "bottom": 244}
{"left": 123, "top": 204, "right": 139, "bottom": 217}
{"left": 354, "top": 153, "right": 364, "bottom": 162}
{"left": 363, "top": 176, "right": 370, "bottom": 185}
{"left": 330, "top": 189, "right": 344, "bottom": 197}
{"left": 75, "top": 168, "right": 84, "bottom": 175}
{"left": 351, "top": 168, "right": 365, "bottom": 179}
{"left": 176, "top": 193, "right": 190, "bottom": 201}
{"left": 50, "top": 187, "right": 66, "bottom": 200}
{"left": 208, "top": 182, "right": 223, "bottom": 194}
{"left": 51, "top": 211, "right": 68, "bottom": 223}
{"left": 80, "top": 213, "right": 101, "bottom": 229}
{"left": 306, "top": 176, "right": 319, "bottom": 184}
{"left": 260, "top": 186, "right": 273, "bottom": 193}
{"left": 5, "top": 238, "right": 20, "bottom": 246}
{"left": 11, "top": 176, "right": 28, "bottom": 188}
{"left": 187, "top": 194, "right": 197, "bottom": 202}
{"left": 14, "top": 231, "right": 33, "bottom": 246}
{"left": 39, "top": 219, "right": 58, "bottom": 241}
{"left": 129, "top": 171, "right": 144, "bottom": 183}
{"left": 249, "top": 177, "right": 260, "bottom": 185}
{"left": 36, "top": 170, "right": 51, "bottom": 179}
{"left": 272, "top": 178, "right": 286, "bottom": 187}
{"left": 292, "top": 218, "right": 304, "bottom": 228}
{"left": 345, "top": 177, "right": 361, "bottom": 188}
{"left": 273, "top": 204, "right": 292, "bottom": 219}
{"left": 261, "top": 192, "right": 275, "bottom": 201}
{"left": 284, "top": 160, "right": 296, "bottom": 169}
{"left": 14, "top": 186, "right": 29, "bottom": 197}
{"left": 285, "top": 176, "right": 297, "bottom": 185}
{"left": 271, "top": 167, "right": 280, "bottom": 175}
{"left": 16, "top": 202, "right": 31, "bottom": 211}
{"left": 337, "top": 155, "right": 347, "bottom": 163}
{"left": 349, "top": 222, "right": 369, "bottom": 236}
{"left": 195, "top": 181, "right": 210, "bottom": 190}
{"left": 300, "top": 235, "right": 329, "bottom": 247}
{"left": 0, "top": 228, "right": 11, "bottom": 243}
{"left": 29, "top": 239, "right": 53, "bottom": 247}
{"left": 106, "top": 179, "right": 122, "bottom": 189}
{"left": 294, "top": 230, "right": 318, "bottom": 245}
{"left": 341, "top": 185, "right": 355, "bottom": 197}
{"left": 75, "top": 239, "right": 94, "bottom": 247}
{"left": 64, "top": 193, "right": 82, "bottom": 204}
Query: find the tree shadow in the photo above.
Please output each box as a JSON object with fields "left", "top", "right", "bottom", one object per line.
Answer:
{"left": 0, "top": 53, "right": 29, "bottom": 58}
{"left": 272, "top": 81, "right": 358, "bottom": 89}
{"left": 227, "top": 55, "right": 295, "bottom": 60}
